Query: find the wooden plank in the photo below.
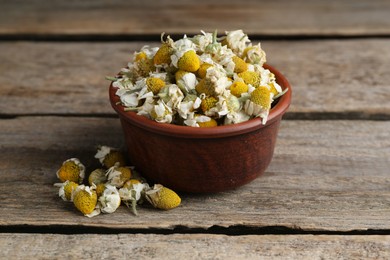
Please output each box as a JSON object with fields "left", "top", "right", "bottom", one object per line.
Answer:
{"left": 1, "top": 39, "right": 390, "bottom": 117}
{"left": 0, "top": 233, "right": 389, "bottom": 259}
{"left": 1, "top": 117, "right": 389, "bottom": 231}
{"left": 1, "top": 0, "right": 390, "bottom": 36}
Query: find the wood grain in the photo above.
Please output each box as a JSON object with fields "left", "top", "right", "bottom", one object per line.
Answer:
{"left": 1, "top": 0, "right": 390, "bottom": 37}
{"left": 1, "top": 233, "right": 389, "bottom": 259}
{"left": 0, "top": 39, "right": 389, "bottom": 117}
{"left": 1, "top": 117, "right": 389, "bottom": 231}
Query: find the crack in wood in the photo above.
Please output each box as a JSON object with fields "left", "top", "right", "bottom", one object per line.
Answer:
{"left": 1, "top": 224, "right": 390, "bottom": 236}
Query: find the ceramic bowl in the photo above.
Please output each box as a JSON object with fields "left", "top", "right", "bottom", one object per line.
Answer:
{"left": 109, "top": 64, "right": 291, "bottom": 193}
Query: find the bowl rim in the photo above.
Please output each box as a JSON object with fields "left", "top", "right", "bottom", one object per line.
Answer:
{"left": 109, "top": 64, "right": 292, "bottom": 138}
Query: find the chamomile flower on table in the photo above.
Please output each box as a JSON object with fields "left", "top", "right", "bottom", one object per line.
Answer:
{"left": 106, "top": 165, "right": 132, "bottom": 188}
{"left": 88, "top": 168, "right": 107, "bottom": 186}
{"left": 98, "top": 184, "right": 121, "bottom": 214}
{"left": 95, "top": 145, "right": 126, "bottom": 168}
{"left": 119, "top": 180, "right": 150, "bottom": 215}
{"left": 55, "top": 145, "right": 184, "bottom": 217}
{"left": 145, "top": 184, "right": 181, "bottom": 210}
{"left": 56, "top": 180, "right": 78, "bottom": 202}
{"left": 56, "top": 158, "right": 85, "bottom": 184}
{"left": 72, "top": 185, "right": 99, "bottom": 217}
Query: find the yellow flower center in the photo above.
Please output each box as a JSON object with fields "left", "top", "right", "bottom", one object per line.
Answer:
{"left": 230, "top": 81, "right": 249, "bottom": 97}
{"left": 174, "top": 70, "right": 188, "bottom": 83}
{"left": 197, "top": 63, "right": 213, "bottom": 78}
{"left": 232, "top": 56, "right": 248, "bottom": 73}
{"left": 123, "top": 179, "right": 141, "bottom": 189}
{"left": 250, "top": 86, "right": 271, "bottom": 109}
{"left": 195, "top": 78, "right": 216, "bottom": 96}
{"left": 238, "top": 71, "right": 260, "bottom": 88}
{"left": 269, "top": 82, "right": 279, "bottom": 96}
{"left": 103, "top": 151, "right": 126, "bottom": 169}
{"left": 197, "top": 117, "right": 218, "bottom": 127}
{"left": 135, "top": 52, "right": 147, "bottom": 61}
{"left": 146, "top": 77, "right": 166, "bottom": 94}
{"left": 154, "top": 187, "right": 181, "bottom": 210}
{"left": 137, "top": 58, "right": 155, "bottom": 77}
{"left": 58, "top": 161, "right": 81, "bottom": 183}
{"left": 117, "top": 167, "right": 132, "bottom": 183}
{"left": 63, "top": 181, "right": 78, "bottom": 201}
{"left": 153, "top": 43, "right": 172, "bottom": 65}
{"left": 95, "top": 183, "right": 106, "bottom": 198}
{"left": 177, "top": 50, "right": 200, "bottom": 72}
{"left": 200, "top": 96, "right": 218, "bottom": 113}
{"left": 73, "top": 190, "right": 97, "bottom": 215}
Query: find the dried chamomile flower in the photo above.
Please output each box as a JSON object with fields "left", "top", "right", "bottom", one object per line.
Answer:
{"left": 223, "top": 30, "right": 250, "bottom": 57}
{"left": 132, "top": 46, "right": 158, "bottom": 78}
{"left": 224, "top": 110, "right": 250, "bottom": 125}
{"left": 197, "top": 63, "right": 213, "bottom": 79}
{"left": 145, "top": 184, "right": 181, "bottom": 210}
{"left": 88, "top": 168, "right": 107, "bottom": 186}
{"left": 232, "top": 56, "right": 248, "bottom": 73}
{"left": 175, "top": 70, "right": 198, "bottom": 93}
{"left": 95, "top": 145, "right": 126, "bottom": 168}
{"left": 244, "top": 86, "right": 272, "bottom": 124}
{"left": 95, "top": 183, "right": 106, "bottom": 197}
{"left": 146, "top": 77, "right": 166, "bottom": 95}
{"left": 242, "top": 43, "right": 266, "bottom": 65}
{"left": 195, "top": 67, "right": 231, "bottom": 97}
{"left": 56, "top": 158, "right": 85, "bottom": 184}
{"left": 72, "top": 185, "right": 99, "bottom": 217}
{"left": 106, "top": 165, "right": 132, "bottom": 188}
{"left": 98, "top": 184, "right": 121, "bottom": 214}
{"left": 229, "top": 81, "right": 249, "bottom": 97}
{"left": 158, "top": 84, "right": 185, "bottom": 109}
{"left": 123, "top": 179, "right": 142, "bottom": 189}
{"left": 150, "top": 100, "right": 174, "bottom": 124}
{"left": 119, "top": 181, "right": 150, "bottom": 215}
{"left": 197, "top": 116, "right": 218, "bottom": 127}
{"left": 154, "top": 34, "right": 175, "bottom": 66}
{"left": 56, "top": 180, "right": 78, "bottom": 202}
{"left": 238, "top": 71, "right": 261, "bottom": 88}
{"left": 177, "top": 50, "right": 200, "bottom": 72}
{"left": 177, "top": 95, "right": 202, "bottom": 120}
{"left": 200, "top": 96, "right": 218, "bottom": 114}
{"left": 190, "top": 30, "right": 214, "bottom": 52}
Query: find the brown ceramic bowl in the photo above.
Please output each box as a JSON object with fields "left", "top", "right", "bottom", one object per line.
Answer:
{"left": 109, "top": 64, "right": 291, "bottom": 193}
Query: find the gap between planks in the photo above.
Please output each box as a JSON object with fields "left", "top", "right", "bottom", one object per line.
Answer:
{"left": 1, "top": 224, "right": 390, "bottom": 236}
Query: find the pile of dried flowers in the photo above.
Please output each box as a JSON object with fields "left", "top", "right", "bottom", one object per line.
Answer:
{"left": 54, "top": 146, "right": 181, "bottom": 217}
{"left": 108, "top": 30, "right": 287, "bottom": 126}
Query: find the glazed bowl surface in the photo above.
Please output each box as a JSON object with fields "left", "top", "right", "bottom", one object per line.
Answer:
{"left": 109, "top": 64, "right": 291, "bottom": 193}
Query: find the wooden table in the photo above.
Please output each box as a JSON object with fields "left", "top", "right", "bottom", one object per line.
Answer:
{"left": 1, "top": 0, "right": 390, "bottom": 258}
